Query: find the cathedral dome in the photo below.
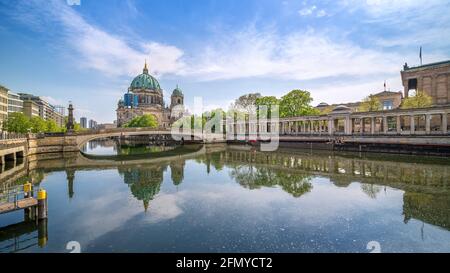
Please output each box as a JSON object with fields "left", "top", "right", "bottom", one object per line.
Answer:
{"left": 130, "top": 62, "right": 161, "bottom": 90}
{"left": 172, "top": 85, "right": 183, "bottom": 97}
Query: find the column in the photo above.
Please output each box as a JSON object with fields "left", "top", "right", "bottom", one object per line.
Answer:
{"left": 442, "top": 113, "right": 448, "bottom": 134}
{"left": 361, "top": 118, "right": 365, "bottom": 134}
{"left": 396, "top": 116, "right": 401, "bottom": 134}
{"left": 328, "top": 118, "right": 334, "bottom": 135}
{"left": 425, "top": 114, "right": 431, "bottom": 134}
{"left": 370, "top": 117, "right": 375, "bottom": 135}
{"left": 383, "top": 116, "right": 388, "bottom": 134}
{"left": 410, "top": 115, "right": 415, "bottom": 134}
{"left": 345, "top": 116, "right": 351, "bottom": 135}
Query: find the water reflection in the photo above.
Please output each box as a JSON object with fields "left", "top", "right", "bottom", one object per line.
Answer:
{"left": 118, "top": 165, "right": 166, "bottom": 212}
{"left": 1, "top": 144, "right": 450, "bottom": 252}
{"left": 82, "top": 137, "right": 176, "bottom": 156}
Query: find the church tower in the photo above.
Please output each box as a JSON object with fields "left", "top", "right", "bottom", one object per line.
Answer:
{"left": 170, "top": 85, "right": 184, "bottom": 107}
{"left": 170, "top": 85, "right": 184, "bottom": 120}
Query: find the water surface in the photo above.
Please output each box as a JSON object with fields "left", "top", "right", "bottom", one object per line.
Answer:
{"left": 1, "top": 140, "right": 450, "bottom": 253}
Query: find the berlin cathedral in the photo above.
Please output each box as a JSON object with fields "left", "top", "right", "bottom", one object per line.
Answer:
{"left": 116, "top": 61, "right": 185, "bottom": 128}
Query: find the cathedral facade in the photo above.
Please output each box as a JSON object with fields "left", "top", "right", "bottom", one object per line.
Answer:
{"left": 116, "top": 62, "right": 185, "bottom": 128}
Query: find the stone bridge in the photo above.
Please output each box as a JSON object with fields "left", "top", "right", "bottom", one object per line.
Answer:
{"left": 1, "top": 128, "right": 226, "bottom": 161}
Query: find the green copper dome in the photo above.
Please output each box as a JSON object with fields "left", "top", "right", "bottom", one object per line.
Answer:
{"left": 130, "top": 62, "right": 161, "bottom": 90}
{"left": 172, "top": 85, "right": 183, "bottom": 97}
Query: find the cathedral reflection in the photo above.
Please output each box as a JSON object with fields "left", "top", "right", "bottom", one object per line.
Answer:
{"left": 118, "top": 164, "right": 168, "bottom": 212}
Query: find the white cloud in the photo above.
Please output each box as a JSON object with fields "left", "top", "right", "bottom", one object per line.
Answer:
{"left": 311, "top": 76, "right": 402, "bottom": 105}
{"left": 42, "top": 96, "right": 65, "bottom": 106}
{"left": 316, "top": 9, "right": 327, "bottom": 17}
{"left": 13, "top": 0, "right": 186, "bottom": 78}
{"left": 184, "top": 27, "right": 405, "bottom": 82}
{"left": 298, "top": 5, "right": 316, "bottom": 16}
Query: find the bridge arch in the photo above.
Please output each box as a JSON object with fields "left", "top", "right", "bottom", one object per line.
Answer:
{"left": 75, "top": 129, "right": 204, "bottom": 149}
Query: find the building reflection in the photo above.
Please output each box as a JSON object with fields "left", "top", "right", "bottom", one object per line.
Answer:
{"left": 199, "top": 148, "right": 450, "bottom": 231}
{"left": 170, "top": 161, "right": 185, "bottom": 187}
{"left": 0, "top": 219, "right": 48, "bottom": 253}
{"left": 118, "top": 164, "right": 168, "bottom": 212}
{"left": 66, "top": 169, "right": 75, "bottom": 199}
{"left": 1, "top": 145, "right": 450, "bottom": 236}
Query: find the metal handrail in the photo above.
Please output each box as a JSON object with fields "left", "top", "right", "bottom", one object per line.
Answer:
{"left": 0, "top": 185, "right": 41, "bottom": 206}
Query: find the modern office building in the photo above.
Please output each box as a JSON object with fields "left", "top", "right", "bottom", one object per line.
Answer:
{"left": 50, "top": 105, "right": 65, "bottom": 127}
{"left": 0, "top": 85, "right": 9, "bottom": 125}
{"left": 19, "top": 93, "right": 65, "bottom": 126}
{"left": 80, "top": 117, "right": 87, "bottom": 129}
{"left": 89, "top": 119, "right": 98, "bottom": 129}
{"left": 7, "top": 91, "right": 24, "bottom": 114}
{"left": 23, "top": 100, "right": 40, "bottom": 118}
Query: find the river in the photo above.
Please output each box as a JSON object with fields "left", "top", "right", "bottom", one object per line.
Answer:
{"left": 1, "top": 138, "right": 450, "bottom": 253}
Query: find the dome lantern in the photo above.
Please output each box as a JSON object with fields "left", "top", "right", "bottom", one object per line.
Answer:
{"left": 143, "top": 60, "right": 149, "bottom": 74}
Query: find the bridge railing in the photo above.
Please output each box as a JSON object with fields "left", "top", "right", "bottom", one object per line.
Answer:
{"left": 0, "top": 132, "right": 28, "bottom": 140}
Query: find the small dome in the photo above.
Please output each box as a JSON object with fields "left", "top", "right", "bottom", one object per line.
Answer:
{"left": 317, "top": 102, "right": 329, "bottom": 107}
{"left": 172, "top": 85, "right": 183, "bottom": 97}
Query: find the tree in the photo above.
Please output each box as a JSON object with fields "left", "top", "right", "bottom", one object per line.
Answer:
{"left": 279, "top": 90, "right": 317, "bottom": 117}
{"left": 233, "top": 93, "right": 261, "bottom": 114}
{"left": 29, "top": 116, "right": 47, "bottom": 133}
{"left": 45, "top": 119, "right": 60, "bottom": 133}
{"left": 124, "top": 114, "right": 158, "bottom": 128}
{"left": 2, "top": 112, "right": 30, "bottom": 133}
{"left": 401, "top": 91, "right": 433, "bottom": 109}
{"left": 256, "top": 96, "right": 279, "bottom": 118}
{"left": 359, "top": 95, "right": 382, "bottom": 112}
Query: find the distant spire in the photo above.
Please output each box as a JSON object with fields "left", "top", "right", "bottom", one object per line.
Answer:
{"left": 143, "top": 59, "right": 149, "bottom": 74}
{"left": 384, "top": 80, "right": 386, "bottom": 91}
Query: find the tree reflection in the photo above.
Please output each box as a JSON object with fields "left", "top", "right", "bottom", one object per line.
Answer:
{"left": 230, "top": 165, "right": 313, "bottom": 197}
{"left": 360, "top": 183, "right": 383, "bottom": 199}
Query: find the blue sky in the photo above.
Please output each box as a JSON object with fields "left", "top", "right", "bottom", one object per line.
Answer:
{"left": 0, "top": 0, "right": 449, "bottom": 123}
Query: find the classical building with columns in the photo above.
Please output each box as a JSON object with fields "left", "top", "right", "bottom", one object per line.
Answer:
{"left": 401, "top": 60, "right": 450, "bottom": 105}
{"left": 116, "top": 62, "right": 185, "bottom": 128}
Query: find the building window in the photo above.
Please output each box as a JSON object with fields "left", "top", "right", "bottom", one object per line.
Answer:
{"left": 383, "top": 100, "right": 393, "bottom": 110}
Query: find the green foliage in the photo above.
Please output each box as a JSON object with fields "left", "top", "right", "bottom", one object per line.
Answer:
{"left": 232, "top": 93, "right": 261, "bottom": 113}
{"left": 62, "top": 116, "right": 83, "bottom": 132}
{"left": 45, "top": 119, "right": 60, "bottom": 132}
{"left": 124, "top": 114, "right": 158, "bottom": 128}
{"left": 279, "top": 90, "right": 317, "bottom": 117}
{"left": 359, "top": 95, "right": 382, "bottom": 112}
{"left": 30, "top": 116, "right": 47, "bottom": 133}
{"left": 3, "top": 112, "right": 64, "bottom": 133}
{"left": 2, "top": 112, "right": 31, "bottom": 133}
{"left": 256, "top": 96, "right": 279, "bottom": 118}
{"left": 401, "top": 91, "right": 433, "bottom": 109}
